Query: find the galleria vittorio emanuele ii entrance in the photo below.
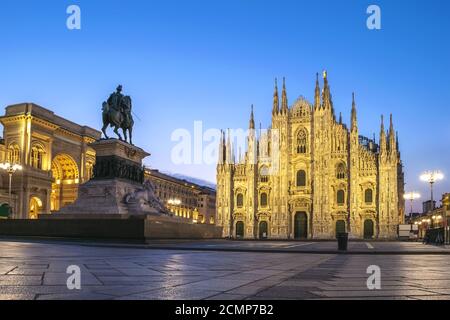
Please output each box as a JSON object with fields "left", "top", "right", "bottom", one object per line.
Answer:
{"left": 0, "top": 103, "right": 100, "bottom": 219}
{"left": 50, "top": 153, "right": 81, "bottom": 212}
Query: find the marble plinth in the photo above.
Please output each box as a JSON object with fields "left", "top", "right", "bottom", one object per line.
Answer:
{"left": 56, "top": 139, "right": 166, "bottom": 216}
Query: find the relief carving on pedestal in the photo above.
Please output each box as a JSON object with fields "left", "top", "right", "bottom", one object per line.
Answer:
{"left": 93, "top": 156, "right": 144, "bottom": 184}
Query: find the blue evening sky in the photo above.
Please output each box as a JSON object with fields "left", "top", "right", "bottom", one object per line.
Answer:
{"left": 1, "top": 0, "right": 449, "bottom": 211}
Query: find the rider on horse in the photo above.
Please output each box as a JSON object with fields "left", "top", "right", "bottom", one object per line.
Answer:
{"left": 108, "top": 85, "right": 124, "bottom": 113}
{"left": 102, "top": 85, "right": 134, "bottom": 144}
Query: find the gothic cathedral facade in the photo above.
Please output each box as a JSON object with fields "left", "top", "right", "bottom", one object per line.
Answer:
{"left": 216, "top": 73, "right": 405, "bottom": 239}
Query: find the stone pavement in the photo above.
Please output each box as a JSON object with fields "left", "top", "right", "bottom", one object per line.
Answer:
{"left": 0, "top": 239, "right": 449, "bottom": 300}
{"left": 139, "top": 239, "right": 450, "bottom": 254}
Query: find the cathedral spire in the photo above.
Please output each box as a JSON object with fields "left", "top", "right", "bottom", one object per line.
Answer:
{"left": 218, "top": 130, "right": 224, "bottom": 164}
{"left": 389, "top": 114, "right": 396, "bottom": 152}
{"left": 272, "top": 78, "right": 279, "bottom": 115}
{"left": 389, "top": 114, "right": 394, "bottom": 136}
{"left": 249, "top": 105, "right": 255, "bottom": 130}
{"left": 226, "top": 128, "right": 233, "bottom": 164}
{"left": 314, "top": 72, "right": 321, "bottom": 109}
{"left": 281, "top": 77, "right": 288, "bottom": 114}
{"left": 339, "top": 112, "right": 342, "bottom": 124}
{"left": 380, "top": 115, "right": 386, "bottom": 153}
{"left": 351, "top": 92, "right": 357, "bottom": 131}
{"left": 322, "top": 70, "right": 331, "bottom": 110}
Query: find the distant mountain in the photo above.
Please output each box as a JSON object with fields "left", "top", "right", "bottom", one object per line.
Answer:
{"left": 161, "top": 172, "right": 216, "bottom": 190}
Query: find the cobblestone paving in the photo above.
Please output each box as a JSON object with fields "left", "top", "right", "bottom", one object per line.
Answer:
{"left": 0, "top": 240, "right": 449, "bottom": 300}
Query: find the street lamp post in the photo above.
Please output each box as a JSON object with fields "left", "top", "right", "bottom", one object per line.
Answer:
{"left": 0, "top": 162, "right": 23, "bottom": 216}
{"left": 403, "top": 191, "right": 421, "bottom": 222}
{"left": 420, "top": 170, "right": 444, "bottom": 212}
{"left": 420, "top": 170, "right": 445, "bottom": 243}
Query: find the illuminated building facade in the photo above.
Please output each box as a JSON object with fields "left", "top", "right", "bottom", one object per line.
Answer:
{"left": 0, "top": 103, "right": 100, "bottom": 219}
{"left": 216, "top": 74, "right": 405, "bottom": 239}
{"left": 145, "top": 169, "right": 216, "bottom": 224}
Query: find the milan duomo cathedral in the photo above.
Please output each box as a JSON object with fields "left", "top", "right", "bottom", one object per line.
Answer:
{"left": 216, "top": 72, "right": 405, "bottom": 240}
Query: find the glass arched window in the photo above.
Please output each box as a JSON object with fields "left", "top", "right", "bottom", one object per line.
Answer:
{"left": 296, "top": 130, "right": 307, "bottom": 154}
{"left": 8, "top": 144, "right": 20, "bottom": 164}
{"left": 365, "top": 189, "right": 373, "bottom": 204}
{"left": 336, "top": 163, "right": 346, "bottom": 179}
{"left": 296, "top": 170, "right": 306, "bottom": 187}
{"left": 260, "top": 193, "right": 268, "bottom": 207}
{"left": 236, "top": 193, "right": 244, "bottom": 207}
{"left": 337, "top": 190, "right": 345, "bottom": 205}
{"left": 31, "top": 145, "right": 45, "bottom": 169}
{"left": 260, "top": 166, "right": 269, "bottom": 183}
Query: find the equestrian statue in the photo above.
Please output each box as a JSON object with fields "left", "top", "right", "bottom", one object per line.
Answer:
{"left": 101, "top": 85, "right": 135, "bottom": 145}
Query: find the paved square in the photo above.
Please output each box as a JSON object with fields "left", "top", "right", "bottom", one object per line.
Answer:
{"left": 0, "top": 239, "right": 449, "bottom": 300}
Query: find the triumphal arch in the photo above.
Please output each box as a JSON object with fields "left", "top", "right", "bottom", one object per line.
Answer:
{"left": 0, "top": 103, "right": 100, "bottom": 219}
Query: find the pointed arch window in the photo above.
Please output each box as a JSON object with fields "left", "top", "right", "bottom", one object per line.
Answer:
{"left": 337, "top": 189, "right": 345, "bottom": 205}
{"left": 260, "top": 192, "right": 268, "bottom": 207}
{"left": 236, "top": 193, "right": 244, "bottom": 208}
{"left": 296, "top": 170, "right": 306, "bottom": 187}
{"left": 365, "top": 188, "right": 373, "bottom": 204}
{"left": 296, "top": 129, "right": 307, "bottom": 154}
{"left": 336, "top": 163, "right": 346, "bottom": 179}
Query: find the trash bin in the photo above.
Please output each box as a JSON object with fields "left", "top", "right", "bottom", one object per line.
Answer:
{"left": 337, "top": 232, "right": 348, "bottom": 251}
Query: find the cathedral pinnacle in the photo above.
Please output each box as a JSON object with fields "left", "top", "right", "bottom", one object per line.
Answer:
{"left": 218, "top": 130, "right": 224, "bottom": 164}
{"left": 272, "top": 78, "right": 279, "bottom": 115}
{"left": 281, "top": 77, "right": 288, "bottom": 114}
{"left": 389, "top": 113, "right": 394, "bottom": 134}
{"left": 322, "top": 70, "right": 331, "bottom": 110}
{"left": 314, "top": 72, "right": 321, "bottom": 109}
{"left": 249, "top": 104, "right": 255, "bottom": 129}
{"left": 351, "top": 92, "right": 357, "bottom": 131}
{"left": 352, "top": 92, "right": 356, "bottom": 109}
{"left": 389, "top": 114, "right": 396, "bottom": 151}
{"left": 379, "top": 115, "right": 387, "bottom": 153}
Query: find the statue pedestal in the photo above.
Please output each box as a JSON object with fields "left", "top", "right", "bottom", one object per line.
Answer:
{"left": 92, "top": 138, "right": 150, "bottom": 169}
{"left": 57, "top": 139, "right": 164, "bottom": 216}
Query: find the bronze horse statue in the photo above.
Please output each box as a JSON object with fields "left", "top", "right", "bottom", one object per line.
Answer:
{"left": 101, "top": 95, "right": 134, "bottom": 145}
